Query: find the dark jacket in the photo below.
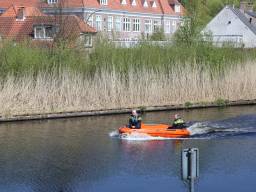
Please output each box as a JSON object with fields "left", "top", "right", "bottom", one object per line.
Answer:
{"left": 129, "top": 115, "right": 142, "bottom": 128}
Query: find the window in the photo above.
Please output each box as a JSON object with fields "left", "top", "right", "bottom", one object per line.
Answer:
{"left": 107, "top": 16, "right": 113, "bottom": 31}
{"left": 45, "top": 26, "right": 55, "bottom": 38}
{"left": 133, "top": 18, "right": 140, "bottom": 32}
{"left": 34, "top": 26, "right": 44, "bottom": 39}
{"left": 86, "top": 15, "right": 93, "bottom": 27}
{"left": 85, "top": 35, "right": 93, "bottom": 47}
{"left": 95, "top": 15, "right": 102, "bottom": 31}
{"left": 153, "top": 20, "right": 161, "bottom": 32}
{"left": 175, "top": 5, "right": 181, "bottom": 13}
{"left": 34, "top": 25, "right": 56, "bottom": 39}
{"left": 16, "top": 8, "right": 25, "bottom": 20}
{"left": 165, "top": 20, "right": 171, "bottom": 33}
{"left": 144, "top": 19, "right": 152, "bottom": 33}
{"left": 123, "top": 17, "right": 131, "bottom": 32}
{"left": 172, "top": 20, "right": 177, "bottom": 28}
{"left": 48, "top": 0, "right": 58, "bottom": 4}
{"left": 115, "top": 17, "right": 122, "bottom": 32}
{"left": 100, "top": 0, "right": 108, "bottom": 5}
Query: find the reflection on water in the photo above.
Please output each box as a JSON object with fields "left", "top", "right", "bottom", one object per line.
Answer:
{"left": 0, "top": 106, "right": 255, "bottom": 191}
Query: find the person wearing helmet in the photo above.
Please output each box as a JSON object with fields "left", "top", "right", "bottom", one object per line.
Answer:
{"left": 171, "top": 114, "right": 186, "bottom": 129}
{"left": 128, "top": 109, "right": 142, "bottom": 129}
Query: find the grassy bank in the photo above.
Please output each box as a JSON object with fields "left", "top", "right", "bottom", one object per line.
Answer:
{"left": 0, "top": 41, "right": 256, "bottom": 116}
{"left": 0, "top": 62, "right": 256, "bottom": 116}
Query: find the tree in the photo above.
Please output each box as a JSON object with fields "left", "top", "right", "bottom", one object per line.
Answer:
{"left": 174, "top": 1, "right": 206, "bottom": 46}
{"left": 150, "top": 28, "right": 166, "bottom": 41}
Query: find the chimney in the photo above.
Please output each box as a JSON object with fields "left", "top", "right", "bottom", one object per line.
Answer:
{"left": 16, "top": 7, "right": 26, "bottom": 20}
{"left": 247, "top": 2, "right": 254, "bottom": 12}
{"left": 240, "top": 0, "right": 254, "bottom": 13}
{"left": 240, "top": 1, "right": 247, "bottom": 12}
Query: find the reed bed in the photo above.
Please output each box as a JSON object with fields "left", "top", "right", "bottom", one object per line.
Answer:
{"left": 0, "top": 61, "right": 255, "bottom": 116}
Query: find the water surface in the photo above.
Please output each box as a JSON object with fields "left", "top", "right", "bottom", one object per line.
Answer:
{"left": 0, "top": 106, "right": 256, "bottom": 192}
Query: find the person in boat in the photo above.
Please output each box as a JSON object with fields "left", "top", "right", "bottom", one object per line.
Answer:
{"left": 171, "top": 114, "right": 186, "bottom": 129}
{"left": 128, "top": 109, "right": 142, "bottom": 129}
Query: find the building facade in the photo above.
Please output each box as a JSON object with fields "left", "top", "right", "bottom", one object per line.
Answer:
{"left": 0, "top": 0, "right": 185, "bottom": 41}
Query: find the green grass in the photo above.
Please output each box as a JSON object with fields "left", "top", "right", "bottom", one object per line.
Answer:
{"left": 1, "top": 40, "right": 256, "bottom": 78}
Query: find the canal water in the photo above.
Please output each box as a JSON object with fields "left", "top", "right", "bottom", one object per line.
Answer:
{"left": 0, "top": 106, "right": 256, "bottom": 192}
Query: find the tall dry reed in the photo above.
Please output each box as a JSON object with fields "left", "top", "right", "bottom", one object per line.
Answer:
{"left": 0, "top": 61, "right": 256, "bottom": 116}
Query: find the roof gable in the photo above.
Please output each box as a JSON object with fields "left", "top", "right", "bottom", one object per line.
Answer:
{"left": 1, "top": 5, "right": 45, "bottom": 17}
{"left": 203, "top": 6, "right": 256, "bottom": 36}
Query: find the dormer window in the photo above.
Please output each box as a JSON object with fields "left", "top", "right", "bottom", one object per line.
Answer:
{"left": 16, "top": 7, "right": 25, "bottom": 21}
{"left": 121, "top": 0, "right": 127, "bottom": 5}
{"left": 152, "top": 1, "right": 157, "bottom": 8}
{"left": 132, "top": 0, "right": 136, "bottom": 6}
{"left": 143, "top": 0, "right": 148, "bottom": 7}
{"left": 175, "top": 5, "right": 181, "bottom": 13}
{"left": 100, "top": 0, "right": 108, "bottom": 5}
{"left": 34, "top": 25, "right": 57, "bottom": 39}
{"left": 48, "top": 0, "right": 58, "bottom": 4}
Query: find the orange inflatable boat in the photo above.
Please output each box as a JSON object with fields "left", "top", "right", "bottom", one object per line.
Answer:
{"left": 119, "top": 123, "right": 190, "bottom": 138}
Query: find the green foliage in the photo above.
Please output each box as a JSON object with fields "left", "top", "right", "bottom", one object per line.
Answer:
{"left": 215, "top": 98, "right": 229, "bottom": 106}
{"left": 1, "top": 39, "right": 256, "bottom": 79}
{"left": 185, "top": 101, "right": 193, "bottom": 108}
{"left": 0, "top": 40, "right": 90, "bottom": 78}
{"left": 150, "top": 28, "right": 166, "bottom": 41}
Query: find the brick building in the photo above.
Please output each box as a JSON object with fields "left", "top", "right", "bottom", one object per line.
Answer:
{"left": 0, "top": 5, "right": 96, "bottom": 47}
{"left": 0, "top": 0, "right": 185, "bottom": 40}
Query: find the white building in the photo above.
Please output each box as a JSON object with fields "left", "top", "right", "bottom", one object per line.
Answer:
{"left": 202, "top": 3, "right": 256, "bottom": 48}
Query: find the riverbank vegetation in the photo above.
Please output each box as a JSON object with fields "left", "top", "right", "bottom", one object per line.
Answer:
{"left": 0, "top": 39, "right": 256, "bottom": 116}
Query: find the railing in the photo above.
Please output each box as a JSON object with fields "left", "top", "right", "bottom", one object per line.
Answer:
{"left": 112, "top": 40, "right": 172, "bottom": 48}
{"left": 206, "top": 35, "right": 244, "bottom": 48}
{"left": 113, "top": 35, "right": 244, "bottom": 48}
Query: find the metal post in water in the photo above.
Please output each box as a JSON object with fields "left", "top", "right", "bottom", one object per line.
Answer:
{"left": 190, "top": 179, "right": 194, "bottom": 192}
{"left": 181, "top": 148, "right": 199, "bottom": 192}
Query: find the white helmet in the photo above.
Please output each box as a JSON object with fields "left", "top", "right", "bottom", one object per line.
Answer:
{"left": 132, "top": 109, "right": 137, "bottom": 115}
{"left": 174, "top": 114, "right": 180, "bottom": 119}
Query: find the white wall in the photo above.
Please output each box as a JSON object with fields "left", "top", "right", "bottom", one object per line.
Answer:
{"left": 202, "top": 6, "right": 256, "bottom": 48}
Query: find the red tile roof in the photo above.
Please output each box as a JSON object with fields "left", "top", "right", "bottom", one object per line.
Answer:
{"left": 1, "top": 5, "right": 45, "bottom": 17}
{"left": 0, "top": 0, "right": 185, "bottom": 16}
{"left": 0, "top": 6, "right": 96, "bottom": 41}
{"left": 53, "top": 0, "right": 185, "bottom": 16}
{"left": 0, "top": 0, "right": 46, "bottom": 9}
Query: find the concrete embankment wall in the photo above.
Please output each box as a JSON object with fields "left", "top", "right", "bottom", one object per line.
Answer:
{"left": 0, "top": 99, "right": 255, "bottom": 122}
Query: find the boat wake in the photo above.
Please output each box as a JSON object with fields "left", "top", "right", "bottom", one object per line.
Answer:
{"left": 109, "top": 114, "right": 256, "bottom": 140}
{"left": 109, "top": 130, "right": 169, "bottom": 141}
{"left": 188, "top": 114, "right": 256, "bottom": 138}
